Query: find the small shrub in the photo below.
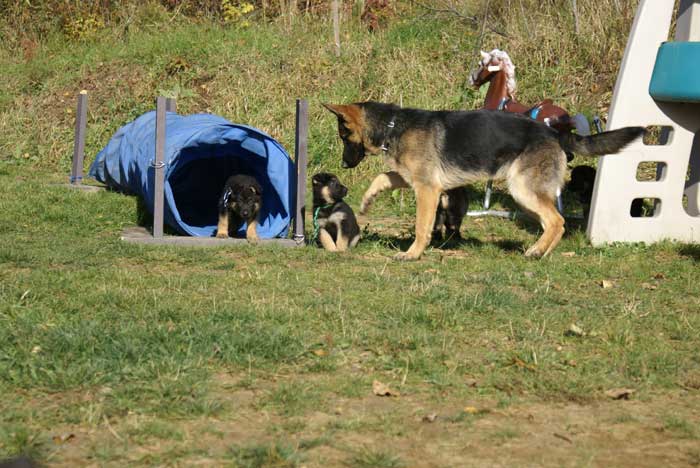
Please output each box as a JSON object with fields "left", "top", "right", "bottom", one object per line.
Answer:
{"left": 221, "top": 0, "right": 255, "bottom": 26}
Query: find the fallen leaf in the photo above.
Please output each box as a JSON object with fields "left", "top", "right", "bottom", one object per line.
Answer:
{"left": 464, "top": 378, "right": 478, "bottom": 388}
{"left": 52, "top": 433, "right": 75, "bottom": 444}
{"left": 600, "top": 280, "right": 614, "bottom": 289}
{"left": 653, "top": 273, "right": 666, "bottom": 280}
{"left": 561, "top": 251, "right": 576, "bottom": 257}
{"left": 313, "top": 349, "right": 327, "bottom": 357}
{"left": 373, "top": 380, "right": 400, "bottom": 397}
{"left": 565, "top": 324, "right": 585, "bottom": 337}
{"left": 641, "top": 282, "right": 657, "bottom": 290}
{"left": 605, "top": 388, "right": 635, "bottom": 400}
{"left": 424, "top": 268, "right": 439, "bottom": 274}
{"left": 511, "top": 357, "right": 536, "bottom": 371}
{"left": 463, "top": 406, "right": 479, "bottom": 414}
{"left": 422, "top": 413, "right": 438, "bottom": 423}
{"left": 31, "top": 346, "right": 42, "bottom": 354}
{"left": 334, "top": 407, "right": 343, "bottom": 415}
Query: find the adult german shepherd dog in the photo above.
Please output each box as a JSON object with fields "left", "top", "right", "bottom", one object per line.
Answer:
{"left": 323, "top": 101, "right": 644, "bottom": 261}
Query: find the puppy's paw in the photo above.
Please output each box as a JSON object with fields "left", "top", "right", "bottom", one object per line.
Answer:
{"left": 393, "top": 251, "right": 421, "bottom": 262}
{"left": 216, "top": 232, "right": 229, "bottom": 239}
{"left": 247, "top": 234, "right": 260, "bottom": 244}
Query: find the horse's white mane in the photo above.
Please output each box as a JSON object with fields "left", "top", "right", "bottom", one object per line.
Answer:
{"left": 482, "top": 48, "right": 517, "bottom": 96}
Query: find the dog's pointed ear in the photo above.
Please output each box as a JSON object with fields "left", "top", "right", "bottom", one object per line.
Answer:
{"left": 322, "top": 103, "right": 344, "bottom": 117}
{"left": 322, "top": 103, "right": 361, "bottom": 125}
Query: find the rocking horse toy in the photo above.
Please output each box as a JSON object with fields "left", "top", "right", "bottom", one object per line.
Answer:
{"left": 467, "top": 49, "right": 591, "bottom": 218}
{"left": 469, "top": 49, "right": 575, "bottom": 133}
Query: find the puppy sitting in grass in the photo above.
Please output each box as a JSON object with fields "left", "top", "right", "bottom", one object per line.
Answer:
{"left": 216, "top": 174, "right": 262, "bottom": 242}
{"left": 312, "top": 172, "right": 360, "bottom": 252}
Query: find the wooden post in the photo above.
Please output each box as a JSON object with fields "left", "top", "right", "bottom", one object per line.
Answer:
{"left": 153, "top": 97, "right": 167, "bottom": 238}
{"left": 70, "top": 90, "right": 88, "bottom": 184}
{"left": 332, "top": 0, "right": 340, "bottom": 57}
{"left": 571, "top": 0, "right": 580, "bottom": 35}
{"left": 293, "top": 99, "right": 308, "bottom": 244}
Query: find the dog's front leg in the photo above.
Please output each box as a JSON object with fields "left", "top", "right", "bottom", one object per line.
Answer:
{"left": 394, "top": 183, "right": 441, "bottom": 261}
{"left": 216, "top": 211, "right": 230, "bottom": 239}
{"left": 318, "top": 228, "right": 338, "bottom": 252}
{"left": 360, "top": 171, "right": 409, "bottom": 214}
{"left": 246, "top": 219, "right": 259, "bottom": 244}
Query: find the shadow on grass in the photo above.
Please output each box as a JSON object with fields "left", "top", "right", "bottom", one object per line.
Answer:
{"left": 136, "top": 195, "right": 180, "bottom": 236}
{"left": 679, "top": 244, "right": 700, "bottom": 262}
{"left": 362, "top": 230, "right": 525, "bottom": 255}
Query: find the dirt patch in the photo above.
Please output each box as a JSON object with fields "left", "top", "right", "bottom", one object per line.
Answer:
{"left": 40, "top": 372, "right": 700, "bottom": 467}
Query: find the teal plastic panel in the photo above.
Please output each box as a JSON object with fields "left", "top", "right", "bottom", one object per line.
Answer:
{"left": 649, "top": 42, "right": 700, "bottom": 103}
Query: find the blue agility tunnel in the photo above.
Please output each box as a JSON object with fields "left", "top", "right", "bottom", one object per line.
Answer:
{"left": 89, "top": 111, "right": 295, "bottom": 238}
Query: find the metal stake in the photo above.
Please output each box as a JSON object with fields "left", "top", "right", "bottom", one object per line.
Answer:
{"left": 153, "top": 97, "right": 167, "bottom": 238}
{"left": 293, "top": 99, "right": 308, "bottom": 244}
{"left": 70, "top": 90, "right": 88, "bottom": 184}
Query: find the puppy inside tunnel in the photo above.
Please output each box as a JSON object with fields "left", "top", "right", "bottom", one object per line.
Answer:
{"left": 89, "top": 111, "right": 295, "bottom": 238}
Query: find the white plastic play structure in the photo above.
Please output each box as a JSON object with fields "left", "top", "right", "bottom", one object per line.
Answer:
{"left": 587, "top": 0, "right": 700, "bottom": 245}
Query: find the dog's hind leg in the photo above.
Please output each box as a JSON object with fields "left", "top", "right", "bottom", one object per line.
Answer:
{"left": 395, "top": 183, "right": 441, "bottom": 261}
{"left": 335, "top": 233, "right": 349, "bottom": 251}
{"left": 360, "top": 171, "right": 409, "bottom": 214}
{"left": 318, "top": 228, "right": 338, "bottom": 252}
{"left": 508, "top": 156, "right": 566, "bottom": 258}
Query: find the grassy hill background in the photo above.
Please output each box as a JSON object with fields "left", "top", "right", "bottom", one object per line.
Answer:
{"left": 1, "top": 0, "right": 638, "bottom": 188}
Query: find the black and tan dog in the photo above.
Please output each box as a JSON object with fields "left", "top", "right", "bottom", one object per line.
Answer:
{"left": 216, "top": 174, "right": 262, "bottom": 242}
{"left": 324, "top": 101, "right": 644, "bottom": 260}
{"left": 311, "top": 172, "right": 360, "bottom": 252}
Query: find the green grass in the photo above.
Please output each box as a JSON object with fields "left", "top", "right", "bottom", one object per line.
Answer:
{"left": 2, "top": 2, "right": 700, "bottom": 466}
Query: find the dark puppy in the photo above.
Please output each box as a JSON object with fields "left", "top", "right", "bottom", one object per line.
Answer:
{"left": 324, "top": 101, "right": 644, "bottom": 260}
{"left": 567, "top": 165, "right": 596, "bottom": 222}
{"left": 216, "top": 174, "right": 262, "bottom": 242}
{"left": 312, "top": 172, "right": 360, "bottom": 252}
{"left": 433, "top": 187, "right": 469, "bottom": 241}
{"left": 568, "top": 165, "right": 643, "bottom": 221}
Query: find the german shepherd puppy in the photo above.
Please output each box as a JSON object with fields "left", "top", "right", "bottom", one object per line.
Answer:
{"left": 311, "top": 172, "right": 360, "bottom": 252}
{"left": 567, "top": 165, "right": 597, "bottom": 223}
{"left": 216, "top": 174, "right": 262, "bottom": 242}
{"left": 324, "top": 101, "right": 644, "bottom": 260}
{"left": 433, "top": 187, "right": 469, "bottom": 241}
{"left": 567, "top": 165, "right": 643, "bottom": 222}
{"left": 360, "top": 177, "right": 468, "bottom": 241}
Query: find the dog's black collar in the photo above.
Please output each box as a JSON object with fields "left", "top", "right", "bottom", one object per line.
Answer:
{"left": 379, "top": 117, "right": 396, "bottom": 152}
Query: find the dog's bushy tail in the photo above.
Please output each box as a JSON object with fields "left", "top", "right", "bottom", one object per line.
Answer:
{"left": 559, "top": 126, "right": 645, "bottom": 156}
